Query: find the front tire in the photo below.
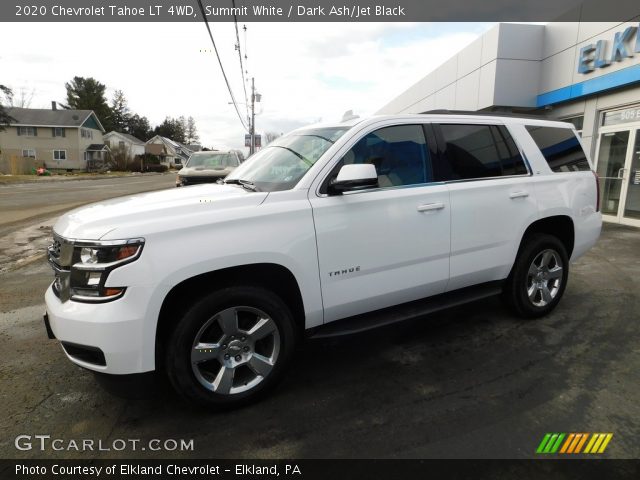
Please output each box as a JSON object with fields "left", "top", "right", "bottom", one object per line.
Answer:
{"left": 165, "top": 286, "right": 296, "bottom": 408}
{"left": 504, "top": 233, "right": 569, "bottom": 318}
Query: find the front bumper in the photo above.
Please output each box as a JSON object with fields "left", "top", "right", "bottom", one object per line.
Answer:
{"left": 45, "top": 284, "right": 154, "bottom": 374}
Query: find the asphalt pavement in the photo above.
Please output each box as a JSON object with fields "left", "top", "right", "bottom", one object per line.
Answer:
{"left": 1, "top": 222, "right": 639, "bottom": 459}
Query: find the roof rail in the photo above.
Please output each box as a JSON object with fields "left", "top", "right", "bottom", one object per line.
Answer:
{"left": 420, "top": 109, "right": 548, "bottom": 120}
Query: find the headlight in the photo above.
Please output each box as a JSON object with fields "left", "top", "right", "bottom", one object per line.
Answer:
{"left": 69, "top": 239, "right": 144, "bottom": 302}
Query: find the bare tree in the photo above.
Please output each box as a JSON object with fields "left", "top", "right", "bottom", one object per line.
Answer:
{"left": 264, "top": 131, "right": 282, "bottom": 145}
{"left": 9, "top": 87, "right": 35, "bottom": 108}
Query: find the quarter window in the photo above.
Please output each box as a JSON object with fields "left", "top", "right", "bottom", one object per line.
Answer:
{"left": 53, "top": 150, "right": 67, "bottom": 161}
{"left": 332, "top": 124, "right": 430, "bottom": 189}
{"left": 525, "top": 126, "right": 590, "bottom": 172}
{"left": 434, "top": 124, "right": 528, "bottom": 181}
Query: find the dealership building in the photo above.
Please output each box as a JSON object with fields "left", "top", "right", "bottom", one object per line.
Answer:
{"left": 378, "top": 21, "right": 640, "bottom": 227}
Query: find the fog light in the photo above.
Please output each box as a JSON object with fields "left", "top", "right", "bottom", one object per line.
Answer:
{"left": 86, "top": 272, "right": 102, "bottom": 286}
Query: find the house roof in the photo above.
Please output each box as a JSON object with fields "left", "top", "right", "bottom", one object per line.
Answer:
{"left": 105, "top": 131, "right": 145, "bottom": 145}
{"left": 86, "top": 144, "right": 108, "bottom": 151}
{"left": 5, "top": 107, "right": 105, "bottom": 132}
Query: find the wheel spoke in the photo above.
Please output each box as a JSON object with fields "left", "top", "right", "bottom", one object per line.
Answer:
{"left": 527, "top": 283, "right": 537, "bottom": 301}
{"left": 540, "top": 285, "right": 553, "bottom": 305}
{"left": 212, "top": 366, "right": 235, "bottom": 394}
{"left": 541, "top": 251, "right": 554, "bottom": 269}
{"left": 191, "top": 343, "right": 221, "bottom": 364}
{"left": 248, "top": 353, "right": 274, "bottom": 377}
{"left": 247, "top": 317, "right": 276, "bottom": 341}
{"left": 528, "top": 262, "right": 539, "bottom": 276}
{"left": 547, "top": 265, "right": 563, "bottom": 279}
{"left": 216, "top": 308, "right": 238, "bottom": 336}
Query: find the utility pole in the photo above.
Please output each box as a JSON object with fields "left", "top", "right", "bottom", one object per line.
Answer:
{"left": 250, "top": 77, "right": 256, "bottom": 156}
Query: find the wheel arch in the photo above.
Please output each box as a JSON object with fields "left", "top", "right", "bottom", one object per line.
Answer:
{"left": 519, "top": 215, "right": 575, "bottom": 259}
{"left": 155, "top": 263, "right": 306, "bottom": 370}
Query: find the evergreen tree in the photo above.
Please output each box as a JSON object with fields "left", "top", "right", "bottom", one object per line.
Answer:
{"left": 0, "top": 85, "right": 16, "bottom": 130}
{"left": 186, "top": 116, "right": 199, "bottom": 144}
{"left": 65, "top": 76, "right": 113, "bottom": 130}
{"left": 110, "top": 90, "right": 130, "bottom": 133}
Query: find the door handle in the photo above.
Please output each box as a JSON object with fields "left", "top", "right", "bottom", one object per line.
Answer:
{"left": 417, "top": 202, "right": 445, "bottom": 212}
{"left": 617, "top": 168, "right": 627, "bottom": 179}
{"left": 509, "top": 191, "right": 529, "bottom": 199}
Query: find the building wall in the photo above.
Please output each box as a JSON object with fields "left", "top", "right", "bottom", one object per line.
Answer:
{"left": 0, "top": 125, "right": 104, "bottom": 171}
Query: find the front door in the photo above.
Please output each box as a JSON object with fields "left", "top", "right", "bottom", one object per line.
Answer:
{"left": 309, "top": 124, "right": 451, "bottom": 323}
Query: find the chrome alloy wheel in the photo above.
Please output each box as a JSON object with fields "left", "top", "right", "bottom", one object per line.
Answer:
{"left": 190, "top": 306, "right": 280, "bottom": 395}
{"left": 526, "top": 249, "right": 564, "bottom": 307}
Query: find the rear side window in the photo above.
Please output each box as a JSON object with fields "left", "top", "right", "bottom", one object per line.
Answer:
{"left": 525, "top": 126, "right": 590, "bottom": 172}
{"left": 434, "top": 124, "right": 528, "bottom": 181}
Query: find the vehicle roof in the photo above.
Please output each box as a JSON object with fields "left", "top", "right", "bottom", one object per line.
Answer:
{"left": 291, "top": 113, "right": 574, "bottom": 134}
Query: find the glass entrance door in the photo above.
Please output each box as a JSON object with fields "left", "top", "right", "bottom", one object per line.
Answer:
{"left": 623, "top": 130, "right": 640, "bottom": 222}
{"left": 596, "top": 131, "right": 630, "bottom": 219}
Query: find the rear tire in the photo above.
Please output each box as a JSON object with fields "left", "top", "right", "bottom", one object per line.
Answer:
{"left": 503, "top": 233, "right": 569, "bottom": 318}
{"left": 165, "top": 286, "right": 297, "bottom": 409}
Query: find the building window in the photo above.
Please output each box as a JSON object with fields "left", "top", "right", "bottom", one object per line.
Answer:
{"left": 81, "top": 128, "right": 93, "bottom": 139}
{"left": 53, "top": 127, "right": 65, "bottom": 137}
{"left": 53, "top": 150, "right": 67, "bottom": 161}
{"left": 18, "top": 126, "right": 37, "bottom": 136}
{"left": 22, "top": 149, "right": 36, "bottom": 158}
{"left": 563, "top": 116, "right": 584, "bottom": 136}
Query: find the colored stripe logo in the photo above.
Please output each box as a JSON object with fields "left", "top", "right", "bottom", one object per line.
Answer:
{"left": 536, "top": 433, "right": 613, "bottom": 454}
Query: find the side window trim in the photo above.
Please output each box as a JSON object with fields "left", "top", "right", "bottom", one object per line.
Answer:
{"left": 317, "top": 123, "right": 439, "bottom": 196}
{"left": 431, "top": 122, "right": 532, "bottom": 183}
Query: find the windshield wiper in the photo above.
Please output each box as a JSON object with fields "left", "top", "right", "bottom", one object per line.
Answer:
{"left": 224, "top": 178, "right": 259, "bottom": 191}
{"left": 272, "top": 145, "right": 313, "bottom": 166}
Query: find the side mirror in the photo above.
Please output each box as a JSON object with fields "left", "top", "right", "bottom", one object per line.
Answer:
{"left": 329, "top": 164, "right": 378, "bottom": 195}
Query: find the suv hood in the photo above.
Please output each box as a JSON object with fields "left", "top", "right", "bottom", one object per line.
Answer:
{"left": 54, "top": 184, "right": 267, "bottom": 240}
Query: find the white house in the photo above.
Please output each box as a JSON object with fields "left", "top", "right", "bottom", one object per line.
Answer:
{"left": 145, "top": 135, "right": 193, "bottom": 167}
{"left": 104, "top": 131, "right": 146, "bottom": 161}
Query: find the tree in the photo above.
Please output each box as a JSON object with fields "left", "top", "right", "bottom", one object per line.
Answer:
{"left": 9, "top": 87, "right": 35, "bottom": 108}
{"left": 110, "top": 90, "right": 130, "bottom": 133}
{"left": 126, "top": 114, "right": 152, "bottom": 141}
{"left": 65, "top": 76, "right": 112, "bottom": 130}
{"left": 154, "top": 117, "right": 186, "bottom": 143}
{"left": 0, "top": 85, "right": 16, "bottom": 131}
{"left": 185, "top": 116, "right": 199, "bottom": 144}
{"left": 264, "top": 131, "right": 282, "bottom": 145}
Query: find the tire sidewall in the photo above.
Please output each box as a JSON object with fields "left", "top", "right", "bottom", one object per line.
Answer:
{"left": 511, "top": 234, "right": 569, "bottom": 318}
{"left": 166, "top": 286, "right": 296, "bottom": 408}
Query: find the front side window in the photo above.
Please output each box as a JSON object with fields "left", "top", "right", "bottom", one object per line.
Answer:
{"left": 53, "top": 150, "right": 67, "bottom": 161}
{"left": 434, "top": 124, "right": 527, "bottom": 181}
{"left": 525, "top": 125, "right": 590, "bottom": 172}
{"left": 226, "top": 127, "right": 351, "bottom": 192}
{"left": 327, "top": 124, "right": 430, "bottom": 189}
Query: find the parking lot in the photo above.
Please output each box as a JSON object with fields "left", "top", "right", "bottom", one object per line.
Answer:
{"left": 0, "top": 217, "right": 637, "bottom": 459}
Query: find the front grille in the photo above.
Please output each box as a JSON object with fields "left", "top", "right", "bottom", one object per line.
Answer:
{"left": 48, "top": 234, "right": 73, "bottom": 301}
{"left": 181, "top": 175, "right": 223, "bottom": 185}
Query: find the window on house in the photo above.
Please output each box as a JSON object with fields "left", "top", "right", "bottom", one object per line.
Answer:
{"left": 18, "top": 127, "right": 37, "bottom": 136}
{"left": 53, "top": 127, "right": 65, "bottom": 137}
{"left": 119, "top": 141, "right": 125, "bottom": 149}
{"left": 53, "top": 150, "right": 67, "bottom": 161}
{"left": 22, "top": 149, "right": 36, "bottom": 158}
{"left": 81, "top": 128, "right": 94, "bottom": 139}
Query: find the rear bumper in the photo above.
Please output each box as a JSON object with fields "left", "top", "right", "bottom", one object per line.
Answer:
{"left": 44, "top": 285, "right": 154, "bottom": 375}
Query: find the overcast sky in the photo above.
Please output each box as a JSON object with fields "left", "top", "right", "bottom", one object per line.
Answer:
{"left": 1, "top": 22, "right": 492, "bottom": 151}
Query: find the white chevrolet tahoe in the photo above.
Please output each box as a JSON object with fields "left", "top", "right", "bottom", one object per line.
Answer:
{"left": 44, "top": 113, "right": 602, "bottom": 407}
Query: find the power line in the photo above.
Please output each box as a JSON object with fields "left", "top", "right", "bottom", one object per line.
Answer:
{"left": 196, "top": 0, "right": 249, "bottom": 132}
{"left": 232, "top": 0, "right": 250, "bottom": 125}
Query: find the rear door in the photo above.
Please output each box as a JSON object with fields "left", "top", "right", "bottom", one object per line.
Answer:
{"left": 432, "top": 122, "right": 539, "bottom": 291}
{"left": 309, "top": 123, "right": 451, "bottom": 323}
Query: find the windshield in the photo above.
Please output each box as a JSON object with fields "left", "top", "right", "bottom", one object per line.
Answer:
{"left": 226, "top": 127, "right": 350, "bottom": 191}
{"left": 187, "top": 153, "right": 239, "bottom": 168}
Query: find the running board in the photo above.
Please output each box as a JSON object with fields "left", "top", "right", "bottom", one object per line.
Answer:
{"left": 309, "top": 281, "right": 504, "bottom": 339}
